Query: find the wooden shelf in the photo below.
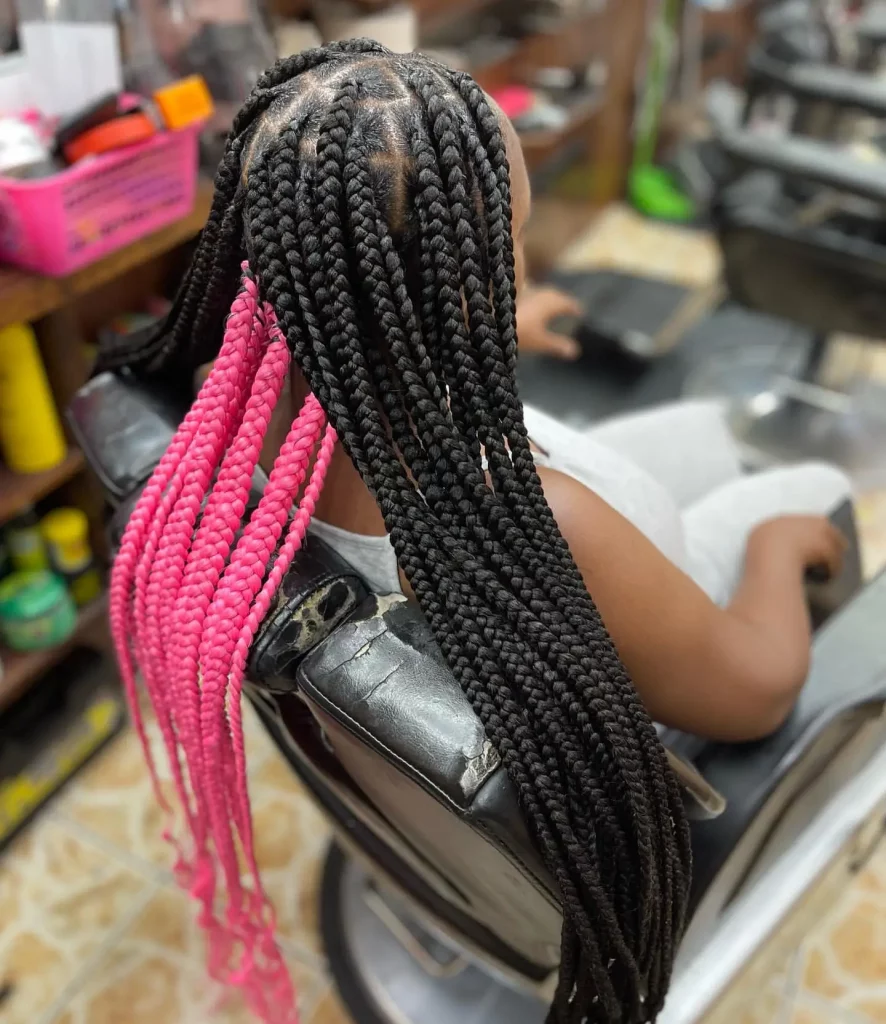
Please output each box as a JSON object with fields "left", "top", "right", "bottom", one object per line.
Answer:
{"left": 472, "top": 8, "right": 609, "bottom": 91}
{"left": 0, "top": 178, "right": 214, "bottom": 332}
{"left": 0, "top": 448, "right": 86, "bottom": 526}
{"left": 0, "top": 594, "right": 109, "bottom": 713}
{"left": 416, "top": 0, "right": 498, "bottom": 35}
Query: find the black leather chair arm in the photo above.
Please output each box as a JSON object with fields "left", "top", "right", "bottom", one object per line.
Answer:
{"left": 719, "top": 129, "right": 886, "bottom": 204}
{"left": 689, "top": 569, "right": 886, "bottom": 909}
{"left": 67, "top": 371, "right": 368, "bottom": 682}
{"left": 67, "top": 371, "right": 189, "bottom": 505}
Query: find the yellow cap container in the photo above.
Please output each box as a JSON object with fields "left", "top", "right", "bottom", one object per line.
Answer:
{"left": 40, "top": 508, "right": 92, "bottom": 572}
{"left": 0, "top": 322, "right": 67, "bottom": 474}
{"left": 41, "top": 507, "right": 101, "bottom": 607}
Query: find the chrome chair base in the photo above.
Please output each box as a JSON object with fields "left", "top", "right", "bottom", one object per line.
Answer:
{"left": 320, "top": 843, "right": 547, "bottom": 1024}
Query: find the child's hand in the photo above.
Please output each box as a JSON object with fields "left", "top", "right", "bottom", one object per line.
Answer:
{"left": 749, "top": 515, "right": 848, "bottom": 581}
{"left": 517, "top": 287, "right": 583, "bottom": 361}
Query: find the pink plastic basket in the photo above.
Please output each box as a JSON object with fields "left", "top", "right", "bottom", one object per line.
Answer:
{"left": 0, "top": 124, "right": 201, "bottom": 277}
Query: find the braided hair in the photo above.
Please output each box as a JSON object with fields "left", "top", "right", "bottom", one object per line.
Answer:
{"left": 100, "top": 42, "right": 692, "bottom": 1024}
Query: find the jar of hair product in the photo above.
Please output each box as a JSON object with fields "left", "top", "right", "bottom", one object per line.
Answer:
{"left": 40, "top": 508, "right": 102, "bottom": 608}
{"left": 0, "top": 571, "right": 77, "bottom": 652}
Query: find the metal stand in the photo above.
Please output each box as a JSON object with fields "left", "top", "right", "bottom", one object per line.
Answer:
{"left": 689, "top": 332, "right": 886, "bottom": 488}
{"left": 320, "top": 843, "right": 547, "bottom": 1024}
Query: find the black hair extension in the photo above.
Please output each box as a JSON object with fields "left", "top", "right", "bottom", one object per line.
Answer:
{"left": 100, "top": 43, "right": 692, "bottom": 1024}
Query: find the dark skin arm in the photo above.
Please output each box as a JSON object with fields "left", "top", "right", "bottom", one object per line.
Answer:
{"left": 539, "top": 466, "right": 847, "bottom": 742}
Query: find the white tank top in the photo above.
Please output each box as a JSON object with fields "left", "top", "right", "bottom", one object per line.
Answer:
{"left": 309, "top": 404, "right": 689, "bottom": 593}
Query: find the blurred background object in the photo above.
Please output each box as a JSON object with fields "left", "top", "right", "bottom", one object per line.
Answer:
{"left": 120, "top": 0, "right": 275, "bottom": 165}
{"left": 15, "top": 0, "right": 122, "bottom": 118}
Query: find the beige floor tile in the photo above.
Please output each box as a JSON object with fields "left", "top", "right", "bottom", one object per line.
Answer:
{"left": 308, "top": 989, "right": 355, "bottom": 1024}
{"left": 787, "top": 995, "right": 857, "bottom": 1023}
{"left": 558, "top": 203, "right": 722, "bottom": 288}
{"left": 53, "top": 703, "right": 331, "bottom": 963}
{"left": 796, "top": 849, "right": 886, "bottom": 1022}
{"left": 54, "top": 692, "right": 331, "bottom": 955}
{"left": 857, "top": 489, "right": 886, "bottom": 580}
{"left": 50, "top": 885, "right": 328, "bottom": 1024}
{"left": 702, "top": 949, "right": 797, "bottom": 1024}
{"left": 0, "top": 817, "right": 150, "bottom": 1024}
{"left": 710, "top": 980, "right": 790, "bottom": 1023}
{"left": 52, "top": 718, "right": 181, "bottom": 876}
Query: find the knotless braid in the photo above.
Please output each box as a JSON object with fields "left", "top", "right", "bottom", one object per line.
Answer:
{"left": 98, "top": 42, "right": 692, "bottom": 1024}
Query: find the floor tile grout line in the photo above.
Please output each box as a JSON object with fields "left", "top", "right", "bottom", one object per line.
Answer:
{"left": 799, "top": 990, "right": 876, "bottom": 1024}
{"left": 49, "top": 803, "right": 334, "bottom": 969}
{"left": 777, "top": 945, "right": 806, "bottom": 1024}
{"left": 35, "top": 881, "right": 162, "bottom": 1024}
{"left": 46, "top": 806, "right": 174, "bottom": 886}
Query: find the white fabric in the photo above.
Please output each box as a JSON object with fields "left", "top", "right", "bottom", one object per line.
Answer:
{"left": 523, "top": 404, "right": 690, "bottom": 572}
{"left": 681, "top": 462, "right": 853, "bottom": 606}
{"left": 309, "top": 518, "right": 401, "bottom": 596}
{"left": 582, "top": 400, "right": 743, "bottom": 510}
{"left": 311, "top": 401, "right": 853, "bottom": 607}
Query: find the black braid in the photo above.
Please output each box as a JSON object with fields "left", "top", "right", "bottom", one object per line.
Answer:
{"left": 95, "top": 39, "right": 388, "bottom": 377}
{"left": 103, "top": 45, "right": 692, "bottom": 1023}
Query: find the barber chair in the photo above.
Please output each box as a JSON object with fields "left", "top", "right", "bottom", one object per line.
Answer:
{"left": 667, "top": 2, "right": 878, "bottom": 217}
{"left": 70, "top": 371, "right": 886, "bottom": 1024}
{"left": 700, "top": 126, "right": 886, "bottom": 483}
{"left": 743, "top": 50, "right": 886, "bottom": 140}
{"left": 857, "top": 3, "right": 886, "bottom": 71}
{"left": 742, "top": 0, "right": 884, "bottom": 138}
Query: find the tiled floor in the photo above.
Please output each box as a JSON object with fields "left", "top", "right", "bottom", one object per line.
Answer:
{"left": 4, "top": 206, "right": 886, "bottom": 1024}
{"left": 0, "top": 699, "right": 335, "bottom": 1024}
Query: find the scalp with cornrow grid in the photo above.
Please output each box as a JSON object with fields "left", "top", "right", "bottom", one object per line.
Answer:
{"left": 98, "top": 42, "right": 692, "bottom": 1024}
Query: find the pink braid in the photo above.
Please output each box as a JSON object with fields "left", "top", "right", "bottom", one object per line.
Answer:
{"left": 213, "top": 407, "right": 335, "bottom": 1024}
{"left": 142, "top": 273, "right": 268, "bottom": 949}
{"left": 175, "top": 318, "right": 291, "bottom": 981}
{"left": 108, "top": 279, "right": 264, "bottom": 868}
{"left": 198, "top": 378, "right": 331, "bottom": 1018}
{"left": 129, "top": 274, "right": 264, "bottom": 890}
{"left": 166, "top": 286, "right": 271, "bottom": 930}
{"left": 111, "top": 269, "right": 335, "bottom": 1024}
{"left": 197, "top": 336, "right": 291, "bottom": 902}
{"left": 221, "top": 422, "right": 335, "bottom": 1024}
{"left": 193, "top": 333, "right": 307, "bottom": 995}
{"left": 226, "top": 398, "right": 329, "bottom": 898}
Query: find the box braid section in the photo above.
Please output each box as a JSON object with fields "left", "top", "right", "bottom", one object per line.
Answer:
{"left": 96, "top": 43, "right": 692, "bottom": 1024}
{"left": 108, "top": 267, "right": 336, "bottom": 1024}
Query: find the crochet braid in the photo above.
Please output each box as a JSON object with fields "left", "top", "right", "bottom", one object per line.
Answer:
{"left": 100, "top": 44, "right": 691, "bottom": 1024}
